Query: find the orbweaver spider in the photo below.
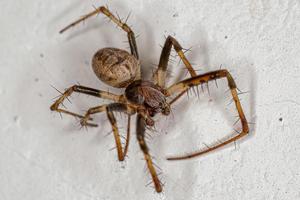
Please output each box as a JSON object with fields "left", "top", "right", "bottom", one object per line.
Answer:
{"left": 50, "top": 6, "right": 249, "bottom": 193}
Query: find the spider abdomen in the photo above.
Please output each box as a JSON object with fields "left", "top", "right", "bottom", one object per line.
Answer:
{"left": 92, "top": 48, "right": 140, "bottom": 88}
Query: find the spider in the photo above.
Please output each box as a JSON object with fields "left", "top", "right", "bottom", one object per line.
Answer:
{"left": 50, "top": 6, "right": 249, "bottom": 193}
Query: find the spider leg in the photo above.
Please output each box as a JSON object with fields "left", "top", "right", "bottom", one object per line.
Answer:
{"left": 166, "top": 69, "right": 249, "bottom": 160}
{"left": 59, "top": 6, "right": 139, "bottom": 59}
{"left": 50, "top": 85, "right": 124, "bottom": 120}
{"left": 153, "top": 36, "right": 197, "bottom": 88}
{"left": 136, "top": 114, "right": 162, "bottom": 193}
{"left": 123, "top": 114, "right": 131, "bottom": 157}
{"left": 81, "top": 103, "right": 135, "bottom": 161}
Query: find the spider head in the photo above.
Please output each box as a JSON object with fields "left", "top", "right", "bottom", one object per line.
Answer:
{"left": 125, "top": 80, "right": 171, "bottom": 116}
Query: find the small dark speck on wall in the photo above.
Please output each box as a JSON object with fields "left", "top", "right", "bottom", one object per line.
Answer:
{"left": 225, "top": 35, "right": 228, "bottom": 39}
{"left": 13, "top": 116, "right": 19, "bottom": 122}
{"left": 172, "top": 13, "right": 179, "bottom": 17}
{"left": 279, "top": 117, "right": 283, "bottom": 122}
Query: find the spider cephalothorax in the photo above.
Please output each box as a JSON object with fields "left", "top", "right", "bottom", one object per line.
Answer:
{"left": 125, "top": 80, "right": 170, "bottom": 117}
{"left": 51, "top": 6, "right": 249, "bottom": 193}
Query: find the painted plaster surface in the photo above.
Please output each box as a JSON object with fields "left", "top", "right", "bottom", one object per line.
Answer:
{"left": 0, "top": 0, "right": 299, "bottom": 199}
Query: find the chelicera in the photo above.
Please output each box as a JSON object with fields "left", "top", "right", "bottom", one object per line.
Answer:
{"left": 50, "top": 6, "right": 249, "bottom": 193}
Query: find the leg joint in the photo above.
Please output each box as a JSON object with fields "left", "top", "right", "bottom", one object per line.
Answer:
{"left": 166, "top": 35, "right": 182, "bottom": 52}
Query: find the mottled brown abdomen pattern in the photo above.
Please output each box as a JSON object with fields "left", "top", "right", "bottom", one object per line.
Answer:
{"left": 92, "top": 48, "right": 140, "bottom": 88}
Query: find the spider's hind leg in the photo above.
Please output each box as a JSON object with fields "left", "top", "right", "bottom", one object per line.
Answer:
{"left": 59, "top": 6, "right": 139, "bottom": 59}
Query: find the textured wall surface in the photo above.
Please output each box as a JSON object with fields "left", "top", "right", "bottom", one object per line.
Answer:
{"left": 0, "top": 0, "right": 299, "bottom": 199}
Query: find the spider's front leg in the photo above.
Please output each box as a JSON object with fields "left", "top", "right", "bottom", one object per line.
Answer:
{"left": 50, "top": 85, "right": 124, "bottom": 121}
{"left": 166, "top": 69, "right": 249, "bottom": 160}
{"left": 81, "top": 103, "right": 135, "bottom": 161}
{"left": 136, "top": 114, "right": 162, "bottom": 193}
{"left": 153, "top": 35, "right": 197, "bottom": 88}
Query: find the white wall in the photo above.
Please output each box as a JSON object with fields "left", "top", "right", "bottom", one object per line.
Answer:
{"left": 0, "top": 0, "right": 299, "bottom": 199}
